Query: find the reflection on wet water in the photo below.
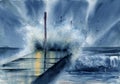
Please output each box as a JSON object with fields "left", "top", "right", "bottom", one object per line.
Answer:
{"left": 0, "top": 50, "right": 68, "bottom": 84}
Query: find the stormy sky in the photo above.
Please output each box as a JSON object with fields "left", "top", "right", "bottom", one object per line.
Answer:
{"left": 0, "top": 0, "right": 120, "bottom": 48}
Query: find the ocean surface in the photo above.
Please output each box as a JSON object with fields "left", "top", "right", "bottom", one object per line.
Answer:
{"left": 0, "top": 47, "right": 120, "bottom": 84}
{"left": 52, "top": 47, "right": 120, "bottom": 84}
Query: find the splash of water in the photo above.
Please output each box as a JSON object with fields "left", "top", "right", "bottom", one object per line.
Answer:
{"left": 0, "top": 0, "right": 99, "bottom": 65}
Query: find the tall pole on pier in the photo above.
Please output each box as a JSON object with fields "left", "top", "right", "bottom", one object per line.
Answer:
{"left": 44, "top": 12, "right": 47, "bottom": 71}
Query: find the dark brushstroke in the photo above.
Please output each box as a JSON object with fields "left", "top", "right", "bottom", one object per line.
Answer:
{"left": 83, "top": 47, "right": 120, "bottom": 53}
{"left": 35, "top": 41, "right": 43, "bottom": 50}
{"left": 105, "top": 53, "right": 120, "bottom": 56}
{"left": 1, "top": 68, "right": 28, "bottom": 72}
{"left": 44, "top": 12, "right": 47, "bottom": 72}
{"left": 70, "top": 66, "right": 119, "bottom": 73}
{"left": 0, "top": 47, "right": 20, "bottom": 54}
{"left": 32, "top": 53, "right": 72, "bottom": 84}
{"left": 2, "top": 51, "right": 35, "bottom": 67}
{"left": 2, "top": 62, "right": 18, "bottom": 67}
{"left": 34, "top": 43, "right": 68, "bottom": 51}
{"left": 0, "top": 47, "right": 19, "bottom": 49}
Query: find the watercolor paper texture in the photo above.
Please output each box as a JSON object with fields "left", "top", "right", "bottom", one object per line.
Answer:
{"left": 0, "top": 0, "right": 120, "bottom": 84}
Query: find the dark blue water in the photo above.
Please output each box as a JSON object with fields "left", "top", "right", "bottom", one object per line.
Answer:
{"left": 52, "top": 47, "right": 120, "bottom": 84}
{"left": 0, "top": 47, "right": 120, "bottom": 84}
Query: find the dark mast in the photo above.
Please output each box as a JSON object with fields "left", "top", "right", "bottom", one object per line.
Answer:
{"left": 44, "top": 12, "right": 47, "bottom": 71}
